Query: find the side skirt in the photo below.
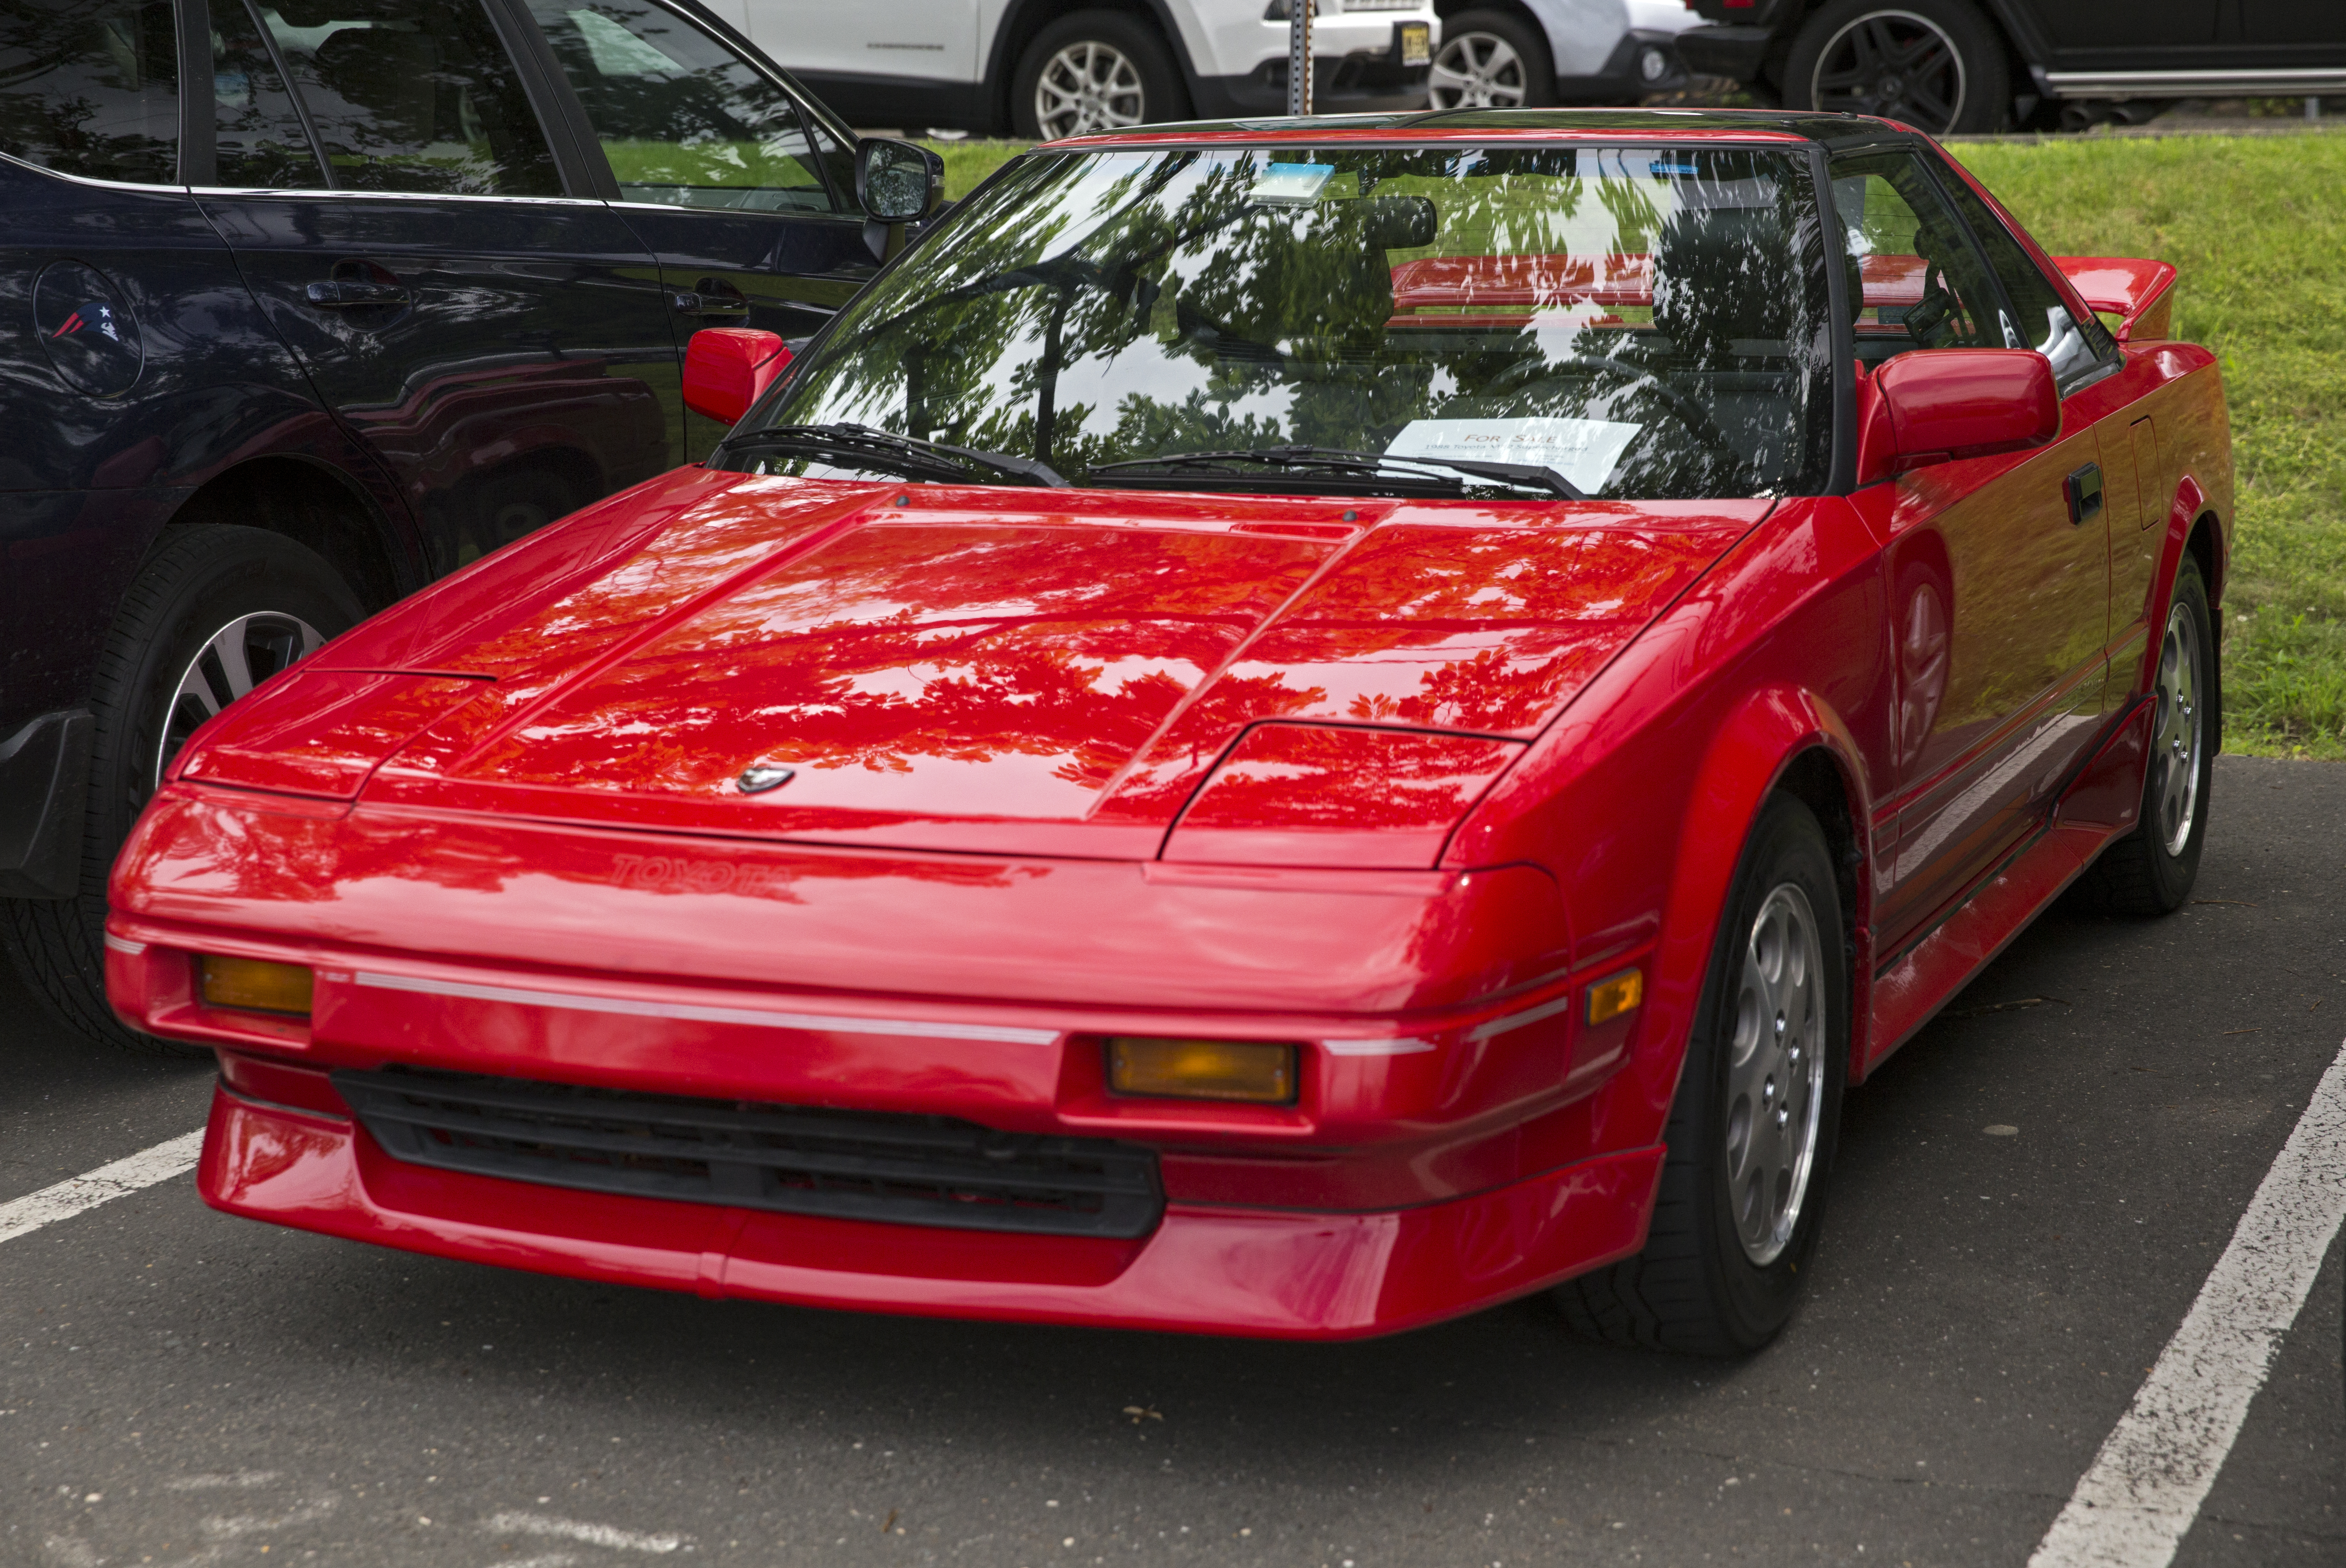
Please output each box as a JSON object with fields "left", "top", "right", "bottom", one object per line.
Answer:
{"left": 1859, "top": 701, "right": 2152, "bottom": 1080}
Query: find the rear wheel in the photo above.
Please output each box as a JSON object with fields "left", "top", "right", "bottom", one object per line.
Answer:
{"left": 1428, "top": 10, "right": 1554, "bottom": 110}
{"left": 2073, "top": 557, "right": 2214, "bottom": 916}
{"left": 1012, "top": 12, "right": 1186, "bottom": 141}
{"left": 1, "top": 526, "right": 362, "bottom": 1053}
{"left": 1556, "top": 794, "right": 1848, "bottom": 1355}
{"left": 1780, "top": 0, "right": 2009, "bottom": 135}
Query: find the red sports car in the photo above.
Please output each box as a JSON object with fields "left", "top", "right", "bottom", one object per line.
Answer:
{"left": 106, "top": 110, "right": 2231, "bottom": 1354}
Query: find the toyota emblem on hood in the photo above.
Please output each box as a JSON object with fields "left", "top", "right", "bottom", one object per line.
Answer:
{"left": 737, "top": 762, "right": 796, "bottom": 794}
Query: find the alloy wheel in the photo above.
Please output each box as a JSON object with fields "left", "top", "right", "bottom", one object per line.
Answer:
{"left": 1724, "top": 882, "right": 1827, "bottom": 1266}
{"left": 1034, "top": 41, "right": 1146, "bottom": 139}
{"left": 156, "top": 610, "right": 325, "bottom": 787}
{"left": 2150, "top": 596, "right": 2204, "bottom": 857}
{"left": 1428, "top": 31, "right": 1528, "bottom": 110}
{"left": 1809, "top": 10, "right": 1966, "bottom": 133}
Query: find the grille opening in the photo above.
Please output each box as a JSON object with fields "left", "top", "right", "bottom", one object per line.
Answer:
{"left": 336, "top": 1067, "right": 1162, "bottom": 1239}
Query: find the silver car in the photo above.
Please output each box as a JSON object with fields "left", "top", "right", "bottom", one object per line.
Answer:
{"left": 1430, "top": 0, "right": 1699, "bottom": 107}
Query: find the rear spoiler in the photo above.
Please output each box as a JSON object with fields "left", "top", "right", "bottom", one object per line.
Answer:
{"left": 2053, "top": 257, "right": 2180, "bottom": 344}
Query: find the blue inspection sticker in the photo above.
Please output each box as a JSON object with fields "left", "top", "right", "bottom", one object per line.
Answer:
{"left": 1251, "top": 162, "right": 1336, "bottom": 205}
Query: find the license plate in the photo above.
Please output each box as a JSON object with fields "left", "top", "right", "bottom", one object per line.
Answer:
{"left": 1399, "top": 21, "right": 1431, "bottom": 67}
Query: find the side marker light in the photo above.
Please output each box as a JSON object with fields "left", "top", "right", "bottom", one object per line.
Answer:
{"left": 1106, "top": 1037, "right": 1297, "bottom": 1104}
{"left": 199, "top": 955, "right": 314, "bottom": 1017}
{"left": 1585, "top": 968, "right": 1644, "bottom": 1027}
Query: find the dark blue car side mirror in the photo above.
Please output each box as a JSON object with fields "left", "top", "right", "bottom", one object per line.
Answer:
{"left": 856, "top": 138, "right": 945, "bottom": 260}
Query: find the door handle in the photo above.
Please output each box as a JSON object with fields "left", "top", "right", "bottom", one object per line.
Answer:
{"left": 671, "top": 285, "right": 750, "bottom": 319}
{"left": 304, "top": 278, "right": 411, "bottom": 309}
{"left": 2064, "top": 462, "right": 2103, "bottom": 525}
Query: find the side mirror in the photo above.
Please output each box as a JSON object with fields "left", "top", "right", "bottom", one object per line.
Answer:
{"left": 1863, "top": 348, "right": 2059, "bottom": 481}
{"left": 682, "top": 327, "right": 792, "bottom": 427}
{"left": 856, "top": 137, "right": 944, "bottom": 223}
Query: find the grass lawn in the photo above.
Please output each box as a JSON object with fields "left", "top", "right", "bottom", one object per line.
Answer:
{"left": 924, "top": 132, "right": 2346, "bottom": 755}
{"left": 929, "top": 141, "right": 1036, "bottom": 203}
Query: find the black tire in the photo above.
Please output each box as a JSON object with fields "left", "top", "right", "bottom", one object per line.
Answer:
{"left": 1781, "top": 0, "right": 2010, "bottom": 136}
{"left": 1428, "top": 9, "right": 1555, "bottom": 110}
{"left": 2072, "top": 558, "right": 2215, "bottom": 916}
{"left": 1556, "top": 794, "right": 1849, "bottom": 1355}
{"left": 1010, "top": 11, "right": 1188, "bottom": 141}
{"left": 1, "top": 526, "right": 363, "bottom": 1054}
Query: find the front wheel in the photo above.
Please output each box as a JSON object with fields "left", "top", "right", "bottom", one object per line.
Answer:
{"left": 1, "top": 525, "right": 362, "bottom": 1052}
{"left": 1555, "top": 794, "right": 1848, "bottom": 1355}
{"left": 1012, "top": 12, "right": 1186, "bottom": 141}
{"left": 1779, "top": 0, "right": 2009, "bottom": 135}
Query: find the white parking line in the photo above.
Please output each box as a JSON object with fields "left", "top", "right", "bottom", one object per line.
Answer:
{"left": 2029, "top": 1035, "right": 2346, "bottom": 1568}
{"left": 480, "top": 1513, "right": 688, "bottom": 1555}
{"left": 0, "top": 1129, "right": 205, "bottom": 1247}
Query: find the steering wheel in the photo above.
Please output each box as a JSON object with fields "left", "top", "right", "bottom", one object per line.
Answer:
{"left": 1483, "top": 353, "right": 1748, "bottom": 471}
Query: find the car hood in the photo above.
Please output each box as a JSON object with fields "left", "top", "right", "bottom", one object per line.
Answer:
{"left": 316, "top": 474, "right": 1769, "bottom": 858}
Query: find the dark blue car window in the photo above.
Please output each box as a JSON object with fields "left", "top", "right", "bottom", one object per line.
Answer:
{"left": 254, "top": 0, "right": 561, "bottom": 196}
{"left": 0, "top": 0, "right": 180, "bottom": 185}
{"left": 524, "top": 0, "right": 841, "bottom": 212}
{"left": 212, "top": 0, "right": 327, "bottom": 187}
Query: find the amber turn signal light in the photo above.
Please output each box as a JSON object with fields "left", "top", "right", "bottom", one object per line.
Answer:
{"left": 1585, "top": 967, "right": 1644, "bottom": 1027}
{"left": 199, "top": 954, "right": 314, "bottom": 1017}
{"left": 1106, "top": 1037, "right": 1297, "bottom": 1104}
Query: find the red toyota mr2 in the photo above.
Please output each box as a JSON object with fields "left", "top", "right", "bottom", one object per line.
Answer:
{"left": 107, "top": 110, "right": 2231, "bottom": 1354}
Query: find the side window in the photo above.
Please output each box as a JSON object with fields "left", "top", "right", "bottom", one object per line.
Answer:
{"left": 251, "top": 0, "right": 561, "bottom": 196}
{"left": 212, "top": 0, "right": 327, "bottom": 187}
{"left": 1933, "top": 161, "right": 2116, "bottom": 387}
{"left": 522, "top": 0, "right": 844, "bottom": 213}
{"left": 0, "top": 0, "right": 179, "bottom": 185}
{"left": 1828, "top": 150, "right": 2003, "bottom": 366}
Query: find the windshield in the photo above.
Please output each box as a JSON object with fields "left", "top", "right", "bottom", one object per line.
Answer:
{"left": 730, "top": 142, "right": 1835, "bottom": 499}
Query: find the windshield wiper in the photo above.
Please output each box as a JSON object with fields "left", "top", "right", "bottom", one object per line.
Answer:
{"left": 1087, "top": 444, "right": 1585, "bottom": 499}
{"left": 726, "top": 423, "right": 1068, "bottom": 488}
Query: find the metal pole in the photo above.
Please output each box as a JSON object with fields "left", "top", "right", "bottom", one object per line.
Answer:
{"left": 1288, "top": 0, "right": 1313, "bottom": 117}
{"left": 2308, "top": 95, "right": 2322, "bottom": 122}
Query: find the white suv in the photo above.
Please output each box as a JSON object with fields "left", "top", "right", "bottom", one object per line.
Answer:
{"left": 1430, "top": 0, "right": 1700, "bottom": 110}
{"left": 735, "top": 0, "right": 1442, "bottom": 138}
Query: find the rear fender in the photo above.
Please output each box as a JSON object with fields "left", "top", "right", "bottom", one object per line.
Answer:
{"left": 2133, "top": 473, "right": 2224, "bottom": 701}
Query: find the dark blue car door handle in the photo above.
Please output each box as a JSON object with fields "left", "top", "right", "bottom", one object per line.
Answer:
{"left": 305, "top": 279, "right": 412, "bottom": 308}
{"left": 671, "top": 287, "right": 750, "bottom": 319}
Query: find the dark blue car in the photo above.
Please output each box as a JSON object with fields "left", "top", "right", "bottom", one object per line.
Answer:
{"left": 0, "top": 0, "right": 934, "bottom": 1047}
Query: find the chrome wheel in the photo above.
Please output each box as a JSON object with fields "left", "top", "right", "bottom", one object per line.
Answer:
{"left": 2149, "top": 597, "right": 2204, "bottom": 857}
{"left": 1809, "top": 10, "right": 1966, "bottom": 132}
{"left": 1724, "top": 882, "right": 1827, "bottom": 1266}
{"left": 1033, "top": 41, "right": 1146, "bottom": 138}
{"left": 156, "top": 611, "right": 325, "bottom": 786}
{"left": 1429, "top": 31, "right": 1529, "bottom": 110}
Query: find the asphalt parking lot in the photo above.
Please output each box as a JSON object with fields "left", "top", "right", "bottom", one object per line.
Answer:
{"left": 4, "top": 754, "right": 2341, "bottom": 1568}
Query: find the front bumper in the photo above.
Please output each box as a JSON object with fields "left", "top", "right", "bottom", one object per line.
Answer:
{"left": 1553, "top": 30, "right": 1693, "bottom": 102}
{"left": 112, "top": 784, "right": 1666, "bottom": 1336}
{"left": 201, "top": 1080, "right": 1660, "bottom": 1338}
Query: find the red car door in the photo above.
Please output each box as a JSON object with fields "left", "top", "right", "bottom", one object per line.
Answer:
{"left": 1832, "top": 148, "right": 2114, "bottom": 954}
{"left": 1929, "top": 156, "right": 2157, "bottom": 713}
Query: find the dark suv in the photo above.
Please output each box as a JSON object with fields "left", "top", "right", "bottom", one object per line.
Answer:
{"left": 1678, "top": 0, "right": 2346, "bottom": 133}
{"left": 0, "top": 0, "right": 932, "bottom": 1048}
